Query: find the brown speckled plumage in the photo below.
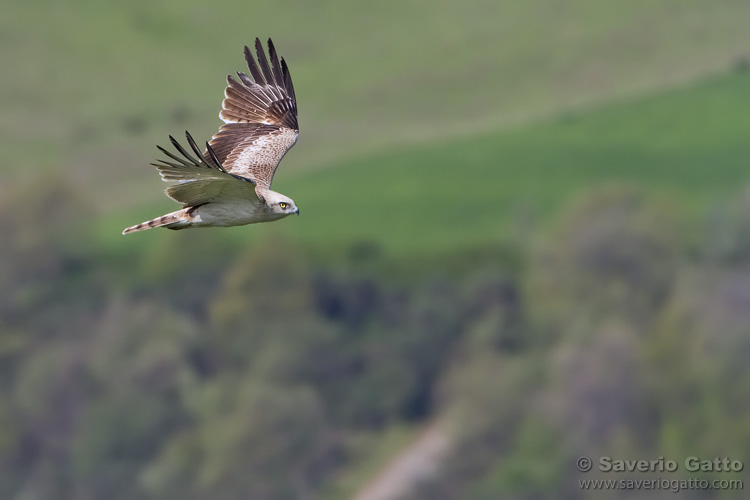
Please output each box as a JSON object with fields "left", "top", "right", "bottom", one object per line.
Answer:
{"left": 123, "top": 38, "right": 301, "bottom": 235}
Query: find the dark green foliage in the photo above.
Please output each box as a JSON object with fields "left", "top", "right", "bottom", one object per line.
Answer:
{"left": 0, "top": 178, "right": 527, "bottom": 498}
{"left": 4, "top": 68, "right": 750, "bottom": 499}
{"left": 5, "top": 178, "right": 750, "bottom": 500}
{"left": 410, "top": 187, "right": 750, "bottom": 499}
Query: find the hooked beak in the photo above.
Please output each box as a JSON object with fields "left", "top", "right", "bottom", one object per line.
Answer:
{"left": 294, "top": 207, "right": 300, "bottom": 215}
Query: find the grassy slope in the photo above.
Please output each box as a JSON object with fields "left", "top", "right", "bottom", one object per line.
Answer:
{"left": 272, "top": 70, "right": 750, "bottom": 253}
{"left": 5, "top": 4, "right": 750, "bottom": 495}
{"left": 105, "top": 70, "right": 750, "bottom": 259}
{"left": 3, "top": 0, "right": 750, "bottom": 206}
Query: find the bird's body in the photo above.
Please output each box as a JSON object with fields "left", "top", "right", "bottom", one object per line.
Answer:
{"left": 123, "top": 38, "right": 300, "bottom": 235}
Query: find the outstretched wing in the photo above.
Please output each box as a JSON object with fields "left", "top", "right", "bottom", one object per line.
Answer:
{"left": 152, "top": 131, "right": 258, "bottom": 206}
{"left": 208, "top": 38, "right": 299, "bottom": 188}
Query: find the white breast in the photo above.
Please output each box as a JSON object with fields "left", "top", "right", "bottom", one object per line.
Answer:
{"left": 194, "top": 200, "right": 272, "bottom": 227}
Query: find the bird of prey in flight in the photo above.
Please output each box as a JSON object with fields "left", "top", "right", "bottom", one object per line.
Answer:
{"left": 123, "top": 38, "right": 299, "bottom": 234}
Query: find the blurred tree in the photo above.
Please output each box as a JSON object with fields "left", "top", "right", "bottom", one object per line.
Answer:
{"left": 142, "top": 382, "right": 335, "bottom": 500}
{"left": 647, "top": 267, "right": 750, "bottom": 467}
{"left": 527, "top": 185, "right": 683, "bottom": 334}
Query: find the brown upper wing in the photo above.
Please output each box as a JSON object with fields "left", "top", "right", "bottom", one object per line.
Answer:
{"left": 152, "top": 131, "right": 258, "bottom": 206}
{"left": 208, "top": 38, "right": 299, "bottom": 188}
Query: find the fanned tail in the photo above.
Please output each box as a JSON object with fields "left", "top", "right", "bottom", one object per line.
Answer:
{"left": 122, "top": 210, "right": 189, "bottom": 234}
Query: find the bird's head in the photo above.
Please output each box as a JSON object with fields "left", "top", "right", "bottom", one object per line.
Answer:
{"left": 263, "top": 190, "right": 299, "bottom": 217}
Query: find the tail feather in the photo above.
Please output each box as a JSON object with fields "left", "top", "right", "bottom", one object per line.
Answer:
{"left": 122, "top": 210, "right": 188, "bottom": 234}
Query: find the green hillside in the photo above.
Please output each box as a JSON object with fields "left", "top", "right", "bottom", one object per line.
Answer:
{"left": 108, "top": 70, "right": 750, "bottom": 257}
{"left": 4, "top": 3, "right": 750, "bottom": 499}
{"left": 4, "top": 0, "right": 750, "bottom": 203}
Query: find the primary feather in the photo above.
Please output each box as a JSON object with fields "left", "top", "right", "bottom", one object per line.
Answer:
{"left": 123, "top": 38, "right": 301, "bottom": 235}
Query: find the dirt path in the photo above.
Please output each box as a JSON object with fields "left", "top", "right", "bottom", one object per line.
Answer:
{"left": 352, "top": 423, "right": 451, "bottom": 500}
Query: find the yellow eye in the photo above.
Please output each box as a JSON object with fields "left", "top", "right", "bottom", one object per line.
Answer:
{"left": 279, "top": 202, "right": 288, "bottom": 209}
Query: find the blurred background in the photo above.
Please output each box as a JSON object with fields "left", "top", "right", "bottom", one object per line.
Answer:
{"left": 2, "top": 0, "right": 750, "bottom": 498}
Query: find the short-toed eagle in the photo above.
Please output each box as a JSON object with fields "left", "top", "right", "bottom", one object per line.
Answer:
{"left": 123, "top": 38, "right": 300, "bottom": 234}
